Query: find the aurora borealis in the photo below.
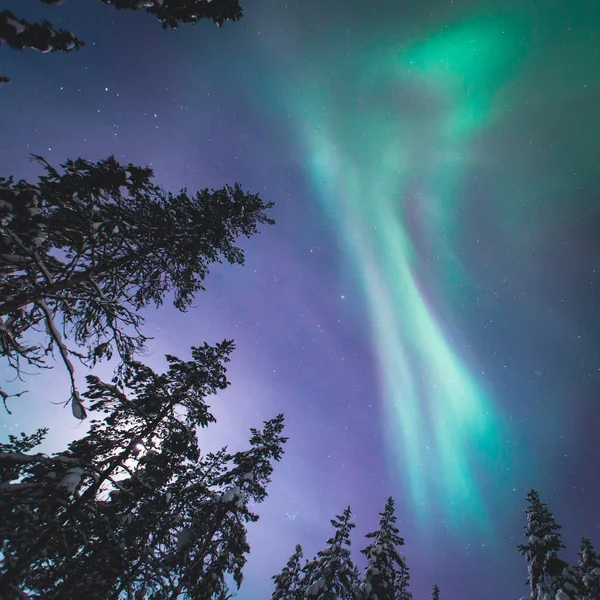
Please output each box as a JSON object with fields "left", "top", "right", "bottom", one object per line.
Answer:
{"left": 1, "top": 0, "right": 600, "bottom": 597}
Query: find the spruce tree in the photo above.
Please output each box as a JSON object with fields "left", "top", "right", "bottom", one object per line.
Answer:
{"left": 358, "top": 497, "right": 406, "bottom": 600}
{"left": 272, "top": 544, "right": 304, "bottom": 600}
{"left": 302, "top": 506, "right": 358, "bottom": 599}
{"left": 0, "top": 342, "right": 287, "bottom": 598}
{"left": 517, "top": 489, "right": 567, "bottom": 599}
{"left": 578, "top": 537, "right": 600, "bottom": 599}
{"left": 431, "top": 583, "right": 440, "bottom": 600}
{"left": 0, "top": 154, "right": 273, "bottom": 415}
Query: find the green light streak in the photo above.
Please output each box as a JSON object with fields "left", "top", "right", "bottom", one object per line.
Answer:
{"left": 284, "top": 12, "right": 532, "bottom": 527}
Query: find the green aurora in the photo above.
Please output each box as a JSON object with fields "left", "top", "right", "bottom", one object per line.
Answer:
{"left": 275, "top": 2, "right": 600, "bottom": 529}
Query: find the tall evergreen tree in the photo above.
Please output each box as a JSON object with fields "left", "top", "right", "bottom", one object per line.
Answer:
{"left": 302, "top": 506, "right": 358, "bottom": 599}
{"left": 358, "top": 497, "right": 406, "bottom": 600}
{"left": 517, "top": 489, "right": 567, "bottom": 599}
{"left": 0, "top": 154, "right": 273, "bottom": 415}
{"left": 0, "top": 341, "right": 287, "bottom": 598}
{"left": 272, "top": 544, "right": 305, "bottom": 600}
{"left": 431, "top": 583, "right": 440, "bottom": 600}
{"left": 578, "top": 537, "right": 600, "bottom": 599}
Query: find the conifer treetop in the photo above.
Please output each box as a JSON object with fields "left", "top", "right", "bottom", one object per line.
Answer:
{"left": 517, "top": 489, "right": 567, "bottom": 599}
{"left": 0, "top": 154, "right": 274, "bottom": 415}
{"left": 359, "top": 496, "right": 406, "bottom": 600}
{"left": 1, "top": 344, "right": 288, "bottom": 598}
{"left": 272, "top": 544, "right": 304, "bottom": 600}
{"left": 303, "top": 506, "right": 358, "bottom": 599}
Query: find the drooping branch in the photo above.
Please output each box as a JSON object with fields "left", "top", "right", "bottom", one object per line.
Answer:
{"left": 35, "top": 300, "right": 86, "bottom": 420}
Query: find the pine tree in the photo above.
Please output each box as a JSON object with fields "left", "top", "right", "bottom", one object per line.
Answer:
{"left": 517, "top": 489, "right": 567, "bottom": 599}
{"left": 272, "top": 544, "right": 305, "bottom": 600}
{"left": 0, "top": 342, "right": 287, "bottom": 598}
{"left": 0, "top": 9, "right": 83, "bottom": 82}
{"left": 358, "top": 497, "right": 406, "bottom": 600}
{"left": 302, "top": 506, "right": 358, "bottom": 600}
{"left": 431, "top": 583, "right": 440, "bottom": 600}
{"left": 0, "top": 154, "right": 274, "bottom": 415}
{"left": 578, "top": 537, "right": 600, "bottom": 599}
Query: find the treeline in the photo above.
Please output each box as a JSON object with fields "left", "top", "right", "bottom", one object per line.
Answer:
{"left": 271, "top": 499, "right": 421, "bottom": 600}
{"left": 270, "top": 490, "right": 600, "bottom": 600}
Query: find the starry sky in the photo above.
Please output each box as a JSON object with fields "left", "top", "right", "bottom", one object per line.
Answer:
{"left": 1, "top": 0, "right": 600, "bottom": 598}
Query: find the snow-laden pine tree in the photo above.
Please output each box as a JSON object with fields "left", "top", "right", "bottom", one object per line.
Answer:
{"left": 431, "top": 583, "right": 440, "bottom": 600}
{"left": 272, "top": 544, "right": 305, "bottom": 600}
{"left": 357, "top": 496, "right": 407, "bottom": 600}
{"left": 577, "top": 537, "right": 600, "bottom": 599}
{"left": 0, "top": 341, "right": 287, "bottom": 599}
{"left": 302, "top": 506, "right": 359, "bottom": 600}
{"left": 0, "top": 155, "right": 273, "bottom": 415}
{"left": 517, "top": 490, "right": 568, "bottom": 599}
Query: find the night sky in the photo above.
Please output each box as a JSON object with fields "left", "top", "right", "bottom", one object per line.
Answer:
{"left": 2, "top": 0, "right": 600, "bottom": 598}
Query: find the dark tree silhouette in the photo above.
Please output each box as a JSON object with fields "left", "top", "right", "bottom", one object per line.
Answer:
{"left": 578, "top": 537, "right": 600, "bottom": 599}
{"left": 394, "top": 555, "right": 412, "bottom": 600}
{"left": 0, "top": 0, "right": 241, "bottom": 83}
{"left": 358, "top": 496, "right": 407, "bottom": 600}
{"left": 100, "top": 0, "right": 243, "bottom": 29}
{"left": 517, "top": 490, "right": 567, "bottom": 599}
{"left": 272, "top": 544, "right": 305, "bottom": 600}
{"left": 0, "top": 341, "right": 287, "bottom": 598}
{"left": 0, "top": 154, "right": 274, "bottom": 416}
{"left": 0, "top": 9, "right": 83, "bottom": 82}
{"left": 301, "top": 506, "right": 358, "bottom": 599}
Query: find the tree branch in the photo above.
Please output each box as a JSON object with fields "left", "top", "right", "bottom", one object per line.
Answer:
{"left": 35, "top": 300, "right": 86, "bottom": 419}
